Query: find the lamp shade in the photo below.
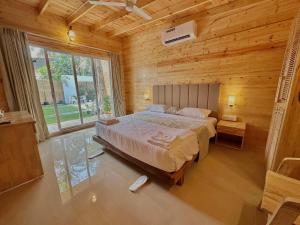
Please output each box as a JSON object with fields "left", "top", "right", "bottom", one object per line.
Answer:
{"left": 228, "top": 96, "right": 236, "bottom": 107}
{"left": 67, "top": 27, "right": 76, "bottom": 41}
{"left": 144, "top": 93, "right": 150, "bottom": 100}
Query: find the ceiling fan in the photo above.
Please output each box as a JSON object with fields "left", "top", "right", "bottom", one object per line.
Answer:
{"left": 89, "top": 0, "right": 152, "bottom": 21}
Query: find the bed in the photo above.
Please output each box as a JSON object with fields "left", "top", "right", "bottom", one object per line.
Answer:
{"left": 93, "top": 83, "right": 220, "bottom": 185}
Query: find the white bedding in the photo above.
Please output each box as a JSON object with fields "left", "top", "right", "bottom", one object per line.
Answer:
{"left": 96, "top": 116, "right": 198, "bottom": 172}
{"left": 134, "top": 111, "right": 217, "bottom": 138}
{"left": 96, "top": 112, "right": 217, "bottom": 172}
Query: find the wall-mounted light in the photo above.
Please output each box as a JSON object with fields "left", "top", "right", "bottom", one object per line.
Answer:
{"left": 144, "top": 93, "right": 150, "bottom": 100}
{"left": 228, "top": 95, "right": 236, "bottom": 107}
{"left": 67, "top": 26, "right": 76, "bottom": 41}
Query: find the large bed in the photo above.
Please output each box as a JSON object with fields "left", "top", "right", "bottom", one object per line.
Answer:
{"left": 93, "top": 83, "right": 220, "bottom": 185}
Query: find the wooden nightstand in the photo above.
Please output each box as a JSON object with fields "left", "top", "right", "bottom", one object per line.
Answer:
{"left": 216, "top": 120, "right": 246, "bottom": 150}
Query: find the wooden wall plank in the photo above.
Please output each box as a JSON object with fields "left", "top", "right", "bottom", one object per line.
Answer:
{"left": 122, "top": 0, "right": 300, "bottom": 150}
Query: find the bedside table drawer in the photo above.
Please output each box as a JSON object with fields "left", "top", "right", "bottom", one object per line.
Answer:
{"left": 217, "top": 125, "right": 245, "bottom": 137}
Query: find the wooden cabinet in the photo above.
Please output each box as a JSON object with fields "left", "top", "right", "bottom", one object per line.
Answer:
{"left": 216, "top": 120, "right": 246, "bottom": 150}
{"left": 0, "top": 111, "right": 43, "bottom": 193}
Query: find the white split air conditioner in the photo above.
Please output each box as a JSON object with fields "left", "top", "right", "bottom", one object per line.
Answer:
{"left": 161, "top": 21, "right": 197, "bottom": 47}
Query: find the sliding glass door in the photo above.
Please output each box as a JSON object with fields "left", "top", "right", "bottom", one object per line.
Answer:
{"left": 30, "top": 46, "right": 112, "bottom": 133}
{"left": 48, "top": 51, "right": 82, "bottom": 129}
{"left": 31, "top": 46, "right": 60, "bottom": 132}
{"left": 74, "top": 56, "right": 98, "bottom": 124}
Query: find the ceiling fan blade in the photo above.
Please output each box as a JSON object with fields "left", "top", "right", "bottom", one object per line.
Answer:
{"left": 89, "top": 1, "right": 126, "bottom": 7}
{"left": 132, "top": 6, "right": 152, "bottom": 20}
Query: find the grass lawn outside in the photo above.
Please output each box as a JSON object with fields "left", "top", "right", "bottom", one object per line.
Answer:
{"left": 42, "top": 104, "right": 97, "bottom": 125}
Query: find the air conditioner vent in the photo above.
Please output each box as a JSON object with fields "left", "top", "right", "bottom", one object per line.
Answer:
{"left": 166, "top": 27, "right": 175, "bottom": 33}
{"left": 164, "top": 34, "right": 191, "bottom": 44}
{"left": 161, "top": 21, "right": 197, "bottom": 47}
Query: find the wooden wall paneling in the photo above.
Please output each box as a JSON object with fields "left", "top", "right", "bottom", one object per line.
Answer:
{"left": 165, "top": 85, "right": 173, "bottom": 106}
{"left": 198, "top": 84, "right": 209, "bottom": 109}
{"left": 28, "top": 34, "right": 110, "bottom": 59}
{"left": 179, "top": 84, "right": 189, "bottom": 108}
{"left": 122, "top": 0, "right": 300, "bottom": 150}
{"left": 188, "top": 84, "right": 199, "bottom": 108}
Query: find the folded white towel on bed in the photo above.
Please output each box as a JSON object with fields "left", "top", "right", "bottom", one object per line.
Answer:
{"left": 147, "top": 139, "right": 173, "bottom": 149}
{"left": 151, "top": 131, "right": 177, "bottom": 143}
{"left": 147, "top": 131, "right": 178, "bottom": 149}
{"left": 98, "top": 118, "right": 119, "bottom": 125}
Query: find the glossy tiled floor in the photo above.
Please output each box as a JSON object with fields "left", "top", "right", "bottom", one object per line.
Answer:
{"left": 0, "top": 128, "right": 266, "bottom": 225}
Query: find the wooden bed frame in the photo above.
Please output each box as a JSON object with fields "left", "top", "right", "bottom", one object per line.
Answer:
{"left": 93, "top": 135, "right": 199, "bottom": 185}
{"left": 93, "top": 83, "right": 219, "bottom": 185}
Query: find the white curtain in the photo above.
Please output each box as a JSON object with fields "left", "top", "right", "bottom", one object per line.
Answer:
{"left": 0, "top": 27, "right": 49, "bottom": 141}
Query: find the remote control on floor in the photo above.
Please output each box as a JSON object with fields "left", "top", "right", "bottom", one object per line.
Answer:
{"left": 129, "top": 175, "right": 149, "bottom": 192}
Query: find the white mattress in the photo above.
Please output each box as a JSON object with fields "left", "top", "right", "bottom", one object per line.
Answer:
{"left": 96, "top": 116, "right": 199, "bottom": 172}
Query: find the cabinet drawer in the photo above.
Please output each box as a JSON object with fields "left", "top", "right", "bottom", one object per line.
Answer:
{"left": 217, "top": 125, "right": 245, "bottom": 137}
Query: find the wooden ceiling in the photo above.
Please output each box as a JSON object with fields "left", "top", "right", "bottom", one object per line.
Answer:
{"left": 16, "top": 0, "right": 257, "bottom": 37}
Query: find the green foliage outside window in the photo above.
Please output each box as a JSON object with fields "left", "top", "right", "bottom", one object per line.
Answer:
{"left": 102, "top": 96, "right": 111, "bottom": 114}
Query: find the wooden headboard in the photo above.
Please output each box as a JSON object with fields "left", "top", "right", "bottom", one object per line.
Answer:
{"left": 153, "top": 83, "right": 220, "bottom": 117}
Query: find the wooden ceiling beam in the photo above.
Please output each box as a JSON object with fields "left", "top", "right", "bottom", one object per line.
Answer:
{"left": 110, "top": 0, "right": 212, "bottom": 36}
{"left": 90, "top": 11, "right": 128, "bottom": 32}
{"left": 90, "top": 0, "right": 155, "bottom": 32}
{"left": 136, "top": 0, "right": 156, "bottom": 8}
{"left": 111, "top": 0, "right": 270, "bottom": 37}
{"left": 67, "top": 1, "right": 96, "bottom": 26}
{"left": 38, "top": 0, "right": 50, "bottom": 16}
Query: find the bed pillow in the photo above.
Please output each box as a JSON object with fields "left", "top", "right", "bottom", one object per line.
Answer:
{"left": 177, "top": 107, "right": 212, "bottom": 119}
{"left": 166, "top": 106, "right": 179, "bottom": 115}
{"left": 146, "top": 104, "right": 167, "bottom": 113}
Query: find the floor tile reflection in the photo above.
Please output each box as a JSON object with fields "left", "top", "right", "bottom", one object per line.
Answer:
{"left": 51, "top": 129, "right": 102, "bottom": 203}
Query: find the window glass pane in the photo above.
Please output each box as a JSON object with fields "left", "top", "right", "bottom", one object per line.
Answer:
{"left": 74, "top": 56, "right": 98, "bottom": 123}
{"left": 29, "top": 46, "right": 59, "bottom": 133}
{"left": 48, "top": 51, "right": 81, "bottom": 128}
{"left": 30, "top": 46, "right": 114, "bottom": 132}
